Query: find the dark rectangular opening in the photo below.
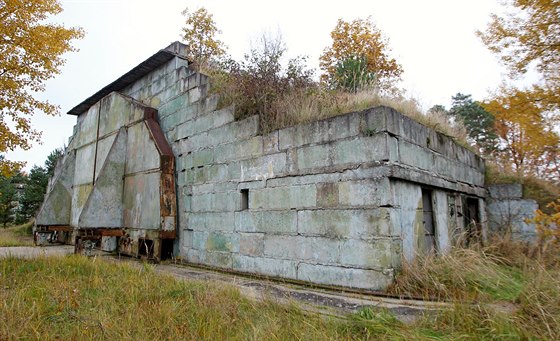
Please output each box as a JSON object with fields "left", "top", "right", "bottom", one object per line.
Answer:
{"left": 464, "top": 197, "right": 481, "bottom": 245}
{"left": 138, "top": 238, "right": 154, "bottom": 258}
{"left": 421, "top": 189, "right": 437, "bottom": 253}
{"left": 240, "top": 189, "right": 249, "bottom": 210}
{"left": 161, "top": 239, "right": 174, "bottom": 260}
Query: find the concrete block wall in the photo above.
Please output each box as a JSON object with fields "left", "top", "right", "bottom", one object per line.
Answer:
{"left": 117, "top": 57, "right": 486, "bottom": 290}
{"left": 487, "top": 184, "right": 538, "bottom": 241}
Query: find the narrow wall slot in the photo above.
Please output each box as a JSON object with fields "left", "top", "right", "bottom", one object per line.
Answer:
{"left": 240, "top": 189, "right": 249, "bottom": 210}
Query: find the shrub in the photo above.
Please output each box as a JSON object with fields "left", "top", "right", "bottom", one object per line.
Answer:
{"left": 210, "top": 33, "right": 315, "bottom": 132}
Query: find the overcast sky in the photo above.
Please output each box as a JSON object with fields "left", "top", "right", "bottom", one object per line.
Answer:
{"left": 9, "top": 0, "right": 510, "bottom": 171}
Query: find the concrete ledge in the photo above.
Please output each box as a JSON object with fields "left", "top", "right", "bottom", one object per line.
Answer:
{"left": 297, "top": 263, "right": 393, "bottom": 291}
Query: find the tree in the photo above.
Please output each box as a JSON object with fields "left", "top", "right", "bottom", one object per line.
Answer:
{"left": 319, "top": 17, "right": 403, "bottom": 92}
{"left": 0, "top": 175, "right": 17, "bottom": 227}
{"left": 0, "top": 0, "right": 83, "bottom": 175}
{"left": 181, "top": 7, "right": 226, "bottom": 69}
{"left": 18, "top": 165, "right": 48, "bottom": 222}
{"left": 427, "top": 104, "right": 448, "bottom": 115}
{"left": 214, "top": 33, "right": 315, "bottom": 130}
{"left": 448, "top": 93, "right": 498, "bottom": 155}
{"left": 333, "top": 56, "right": 376, "bottom": 93}
{"left": 44, "top": 147, "right": 63, "bottom": 177}
{"left": 477, "top": 0, "right": 560, "bottom": 109}
{"left": 16, "top": 147, "right": 63, "bottom": 222}
{"left": 483, "top": 89, "right": 560, "bottom": 180}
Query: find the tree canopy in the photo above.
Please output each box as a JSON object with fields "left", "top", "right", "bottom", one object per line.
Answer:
{"left": 449, "top": 93, "right": 498, "bottom": 155}
{"left": 483, "top": 89, "right": 560, "bottom": 180}
{"left": 319, "top": 17, "right": 403, "bottom": 92}
{"left": 477, "top": 0, "right": 560, "bottom": 109}
{"left": 181, "top": 7, "right": 226, "bottom": 69}
{"left": 0, "top": 0, "right": 83, "bottom": 175}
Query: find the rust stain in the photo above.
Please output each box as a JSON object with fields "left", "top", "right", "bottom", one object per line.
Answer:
{"left": 143, "top": 107, "right": 177, "bottom": 249}
{"left": 36, "top": 225, "right": 73, "bottom": 232}
{"left": 160, "top": 230, "right": 176, "bottom": 239}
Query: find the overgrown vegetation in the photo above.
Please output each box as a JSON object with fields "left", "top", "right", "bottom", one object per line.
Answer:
{"left": 209, "top": 34, "right": 468, "bottom": 144}
{"left": 388, "top": 236, "right": 560, "bottom": 340}
{"left": 181, "top": 10, "right": 469, "bottom": 141}
{"left": 1, "top": 249, "right": 558, "bottom": 340}
{"left": 0, "top": 256, "right": 367, "bottom": 340}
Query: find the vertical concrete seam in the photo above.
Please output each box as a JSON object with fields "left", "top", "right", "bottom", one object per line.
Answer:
{"left": 92, "top": 103, "right": 102, "bottom": 186}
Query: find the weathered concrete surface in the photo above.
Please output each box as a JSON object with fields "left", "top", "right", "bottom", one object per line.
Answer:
{"left": 132, "top": 49, "right": 485, "bottom": 290}
{"left": 488, "top": 184, "right": 523, "bottom": 199}
{"left": 79, "top": 128, "right": 126, "bottom": 228}
{"left": 36, "top": 150, "right": 76, "bottom": 226}
{"left": 487, "top": 184, "right": 538, "bottom": 241}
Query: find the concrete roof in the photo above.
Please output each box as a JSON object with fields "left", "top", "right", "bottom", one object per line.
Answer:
{"left": 67, "top": 41, "right": 189, "bottom": 116}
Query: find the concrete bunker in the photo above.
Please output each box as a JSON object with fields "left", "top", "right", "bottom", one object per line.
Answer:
{"left": 36, "top": 42, "right": 487, "bottom": 290}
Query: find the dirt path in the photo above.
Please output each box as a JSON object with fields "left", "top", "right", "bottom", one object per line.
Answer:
{"left": 0, "top": 245, "right": 74, "bottom": 258}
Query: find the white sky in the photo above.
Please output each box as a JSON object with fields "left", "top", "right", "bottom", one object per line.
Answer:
{"left": 8, "top": 0, "right": 510, "bottom": 171}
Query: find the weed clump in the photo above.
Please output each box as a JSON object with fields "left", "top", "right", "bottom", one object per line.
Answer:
{"left": 388, "top": 236, "right": 560, "bottom": 340}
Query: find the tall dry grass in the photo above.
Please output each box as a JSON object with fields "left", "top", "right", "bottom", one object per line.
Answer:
{"left": 387, "top": 247, "right": 523, "bottom": 302}
{"left": 388, "top": 236, "right": 560, "bottom": 340}
{"left": 278, "top": 89, "right": 468, "bottom": 142}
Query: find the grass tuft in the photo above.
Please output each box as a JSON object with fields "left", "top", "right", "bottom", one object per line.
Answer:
{"left": 388, "top": 236, "right": 560, "bottom": 340}
{"left": 388, "top": 247, "right": 524, "bottom": 302}
{"left": 0, "top": 220, "right": 34, "bottom": 247}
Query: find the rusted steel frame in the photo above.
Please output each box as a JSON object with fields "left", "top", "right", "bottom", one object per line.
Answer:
{"left": 76, "top": 228, "right": 125, "bottom": 237}
{"left": 160, "top": 230, "right": 176, "bottom": 239}
{"left": 143, "top": 107, "right": 177, "bottom": 241}
{"left": 35, "top": 225, "right": 73, "bottom": 232}
{"left": 77, "top": 236, "right": 102, "bottom": 241}
{"left": 48, "top": 226, "right": 73, "bottom": 232}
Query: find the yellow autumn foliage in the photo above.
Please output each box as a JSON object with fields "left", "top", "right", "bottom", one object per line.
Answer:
{"left": 477, "top": 0, "right": 560, "bottom": 110}
{"left": 319, "top": 17, "right": 402, "bottom": 92}
{"left": 530, "top": 200, "right": 560, "bottom": 249}
{"left": 0, "top": 0, "right": 83, "bottom": 175}
{"left": 181, "top": 7, "right": 226, "bottom": 70}
{"left": 483, "top": 88, "right": 560, "bottom": 180}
